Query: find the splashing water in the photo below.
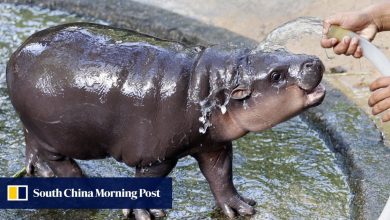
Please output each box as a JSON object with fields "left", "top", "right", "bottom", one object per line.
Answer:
{"left": 198, "top": 99, "right": 213, "bottom": 134}
{"left": 256, "top": 16, "right": 323, "bottom": 52}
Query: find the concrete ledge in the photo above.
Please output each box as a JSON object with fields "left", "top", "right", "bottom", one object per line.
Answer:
{"left": 2, "top": 0, "right": 390, "bottom": 219}
{"left": 0, "top": 0, "right": 257, "bottom": 48}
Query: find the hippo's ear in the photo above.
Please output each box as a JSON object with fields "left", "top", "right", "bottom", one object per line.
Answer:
{"left": 231, "top": 85, "right": 251, "bottom": 100}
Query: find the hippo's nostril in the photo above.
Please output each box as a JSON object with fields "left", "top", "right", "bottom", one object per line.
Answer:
{"left": 304, "top": 62, "right": 314, "bottom": 69}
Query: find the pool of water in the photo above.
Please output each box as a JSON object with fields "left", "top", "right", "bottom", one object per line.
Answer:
{"left": 0, "top": 3, "right": 350, "bottom": 219}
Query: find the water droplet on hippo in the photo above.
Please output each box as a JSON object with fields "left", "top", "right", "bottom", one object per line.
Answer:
{"left": 199, "top": 116, "right": 206, "bottom": 123}
{"left": 220, "top": 105, "right": 227, "bottom": 114}
{"left": 198, "top": 99, "right": 213, "bottom": 134}
{"left": 243, "top": 100, "right": 249, "bottom": 110}
{"left": 199, "top": 127, "right": 206, "bottom": 134}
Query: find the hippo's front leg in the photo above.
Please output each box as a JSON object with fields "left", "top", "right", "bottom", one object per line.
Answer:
{"left": 122, "top": 159, "right": 178, "bottom": 220}
{"left": 193, "top": 143, "right": 256, "bottom": 218}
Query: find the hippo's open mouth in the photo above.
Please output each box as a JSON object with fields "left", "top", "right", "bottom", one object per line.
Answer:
{"left": 304, "top": 84, "right": 326, "bottom": 108}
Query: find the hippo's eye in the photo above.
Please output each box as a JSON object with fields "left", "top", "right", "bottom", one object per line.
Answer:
{"left": 270, "top": 71, "right": 284, "bottom": 83}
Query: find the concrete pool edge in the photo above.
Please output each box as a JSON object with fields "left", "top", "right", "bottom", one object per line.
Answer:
{"left": 1, "top": 0, "right": 390, "bottom": 219}
{"left": 301, "top": 82, "right": 390, "bottom": 219}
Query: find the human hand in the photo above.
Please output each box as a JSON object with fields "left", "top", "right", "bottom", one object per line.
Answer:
{"left": 368, "top": 77, "right": 390, "bottom": 122}
{"left": 321, "top": 10, "right": 379, "bottom": 58}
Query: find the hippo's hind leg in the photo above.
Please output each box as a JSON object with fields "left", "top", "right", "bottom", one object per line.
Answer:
{"left": 24, "top": 128, "right": 83, "bottom": 177}
{"left": 193, "top": 142, "right": 256, "bottom": 218}
{"left": 25, "top": 128, "right": 53, "bottom": 177}
{"left": 123, "top": 159, "right": 178, "bottom": 220}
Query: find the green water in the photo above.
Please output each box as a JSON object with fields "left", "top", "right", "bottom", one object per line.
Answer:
{"left": 0, "top": 3, "right": 350, "bottom": 219}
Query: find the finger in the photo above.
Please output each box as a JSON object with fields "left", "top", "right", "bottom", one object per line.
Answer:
{"left": 353, "top": 46, "right": 363, "bottom": 58}
{"left": 333, "top": 36, "right": 351, "bottom": 55}
{"left": 221, "top": 204, "right": 236, "bottom": 219}
{"left": 346, "top": 37, "right": 359, "bottom": 56}
{"left": 368, "top": 87, "right": 390, "bottom": 106}
{"left": 372, "top": 97, "right": 390, "bottom": 115}
{"left": 370, "top": 77, "right": 390, "bottom": 91}
{"left": 382, "top": 111, "right": 390, "bottom": 122}
{"left": 323, "top": 15, "right": 346, "bottom": 39}
{"left": 320, "top": 38, "right": 338, "bottom": 48}
{"left": 322, "top": 20, "right": 332, "bottom": 36}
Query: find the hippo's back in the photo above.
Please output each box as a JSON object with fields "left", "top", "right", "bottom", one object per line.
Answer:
{"left": 7, "top": 22, "right": 197, "bottom": 104}
{"left": 6, "top": 23, "right": 202, "bottom": 161}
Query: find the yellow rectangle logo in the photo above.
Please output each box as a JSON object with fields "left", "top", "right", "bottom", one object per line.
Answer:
{"left": 7, "top": 185, "right": 28, "bottom": 201}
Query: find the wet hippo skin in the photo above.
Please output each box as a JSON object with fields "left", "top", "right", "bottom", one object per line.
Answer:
{"left": 6, "top": 23, "right": 325, "bottom": 219}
